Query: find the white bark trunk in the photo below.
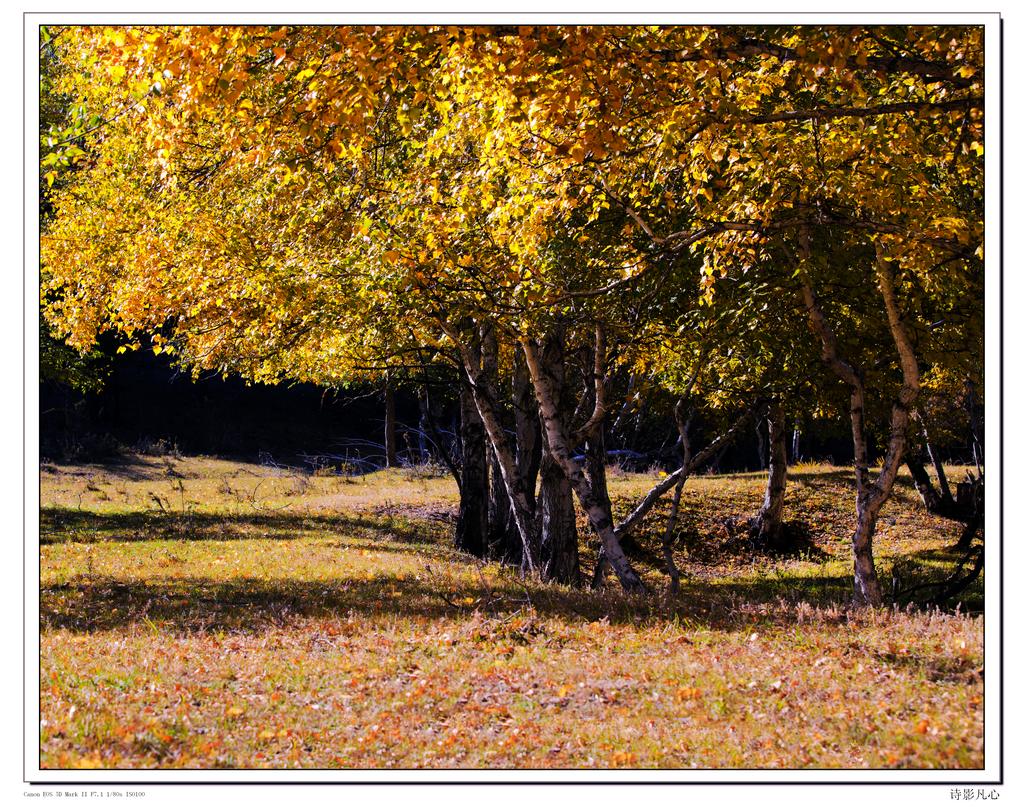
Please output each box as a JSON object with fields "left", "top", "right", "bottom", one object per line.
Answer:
{"left": 522, "top": 336, "right": 645, "bottom": 593}
{"left": 751, "top": 401, "right": 787, "bottom": 548}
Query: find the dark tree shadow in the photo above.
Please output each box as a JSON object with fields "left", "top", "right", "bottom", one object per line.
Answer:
{"left": 41, "top": 507, "right": 446, "bottom": 549}
{"left": 762, "top": 521, "right": 834, "bottom": 561}
{"left": 40, "top": 567, "right": 874, "bottom": 637}
{"left": 40, "top": 455, "right": 198, "bottom": 482}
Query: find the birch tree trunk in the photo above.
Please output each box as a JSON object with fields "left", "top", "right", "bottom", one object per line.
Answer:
{"left": 537, "top": 330, "right": 579, "bottom": 585}
{"left": 586, "top": 422, "right": 616, "bottom": 588}
{"left": 750, "top": 401, "right": 788, "bottom": 548}
{"left": 661, "top": 400, "right": 692, "bottom": 594}
{"left": 522, "top": 335, "right": 645, "bottom": 593}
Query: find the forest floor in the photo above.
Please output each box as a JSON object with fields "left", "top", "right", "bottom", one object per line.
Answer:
{"left": 38, "top": 454, "right": 985, "bottom": 771}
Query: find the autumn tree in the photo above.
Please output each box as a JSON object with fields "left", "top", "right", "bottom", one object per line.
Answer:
{"left": 41, "top": 24, "right": 983, "bottom": 603}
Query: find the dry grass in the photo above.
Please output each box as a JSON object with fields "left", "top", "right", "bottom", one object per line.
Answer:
{"left": 39, "top": 455, "right": 984, "bottom": 770}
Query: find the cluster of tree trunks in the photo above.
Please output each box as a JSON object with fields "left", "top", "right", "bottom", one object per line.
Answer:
{"left": 434, "top": 239, "right": 977, "bottom": 608}
{"left": 444, "top": 324, "right": 583, "bottom": 585}
{"left": 438, "top": 316, "right": 804, "bottom": 595}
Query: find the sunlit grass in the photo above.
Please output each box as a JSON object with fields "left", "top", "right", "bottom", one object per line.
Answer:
{"left": 39, "top": 455, "right": 983, "bottom": 769}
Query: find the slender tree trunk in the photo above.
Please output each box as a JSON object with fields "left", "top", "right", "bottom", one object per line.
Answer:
{"left": 906, "top": 453, "right": 944, "bottom": 512}
{"left": 804, "top": 278, "right": 881, "bottom": 606}
{"left": 800, "top": 238, "right": 921, "bottom": 607}
{"left": 522, "top": 335, "right": 645, "bottom": 593}
{"left": 661, "top": 400, "right": 693, "bottom": 594}
{"left": 755, "top": 416, "right": 767, "bottom": 471}
{"left": 922, "top": 426, "right": 953, "bottom": 503}
{"left": 480, "top": 326, "right": 517, "bottom": 559}
{"left": 750, "top": 401, "right": 788, "bottom": 548}
{"left": 513, "top": 348, "right": 542, "bottom": 511}
{"left": 455, "top": 382, "right": 488, "bottom": 557}
{"left": 586, "top": 422, "right": 616, "bottom": 586}
{"left": 384, "top": 380, "right": 398, "bottom": 468}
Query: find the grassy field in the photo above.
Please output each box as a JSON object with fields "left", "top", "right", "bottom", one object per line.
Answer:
{"left": 39, "top": 454, "right": 984, "bottom": 770}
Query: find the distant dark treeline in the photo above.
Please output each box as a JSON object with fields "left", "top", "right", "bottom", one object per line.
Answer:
{"left": 41, "top": 347, "right": 865, "bottom": 471}
{"left": 40, "top": 348, "right": 430, "bottom": 465}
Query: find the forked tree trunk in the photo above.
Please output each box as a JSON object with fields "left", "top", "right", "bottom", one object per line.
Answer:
{"left": 801, "top": 238, "right": 921, "bottom": 607}
{"left": 522, "top": 335, "right": 645, "bottom": 593}
{"left": 750, "top": 401, "right": 788, "bottom": 548}
{"left": 455, "top": 382, "right": 488, "bottom": 557}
